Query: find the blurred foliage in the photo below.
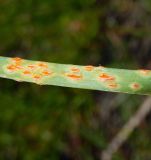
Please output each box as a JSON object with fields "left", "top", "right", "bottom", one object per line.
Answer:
{"left": 0, "top": 0, "right": 151, "bottom": 159}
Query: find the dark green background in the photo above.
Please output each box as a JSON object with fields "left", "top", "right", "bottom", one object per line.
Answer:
{"left": 0, "top": 0, "right": 151, "bottom": 159}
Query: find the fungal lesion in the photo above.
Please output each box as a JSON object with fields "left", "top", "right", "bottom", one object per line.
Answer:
{"left": 11, "top": 57, "right": 23, "bottom": 64}
{"left": 22, "top": 62, "right": 54, "bottom": 83}
{"left": 42, "top": 70, "right": 53, "bottom": 76}
{"left": 70, "top": 67, "right": 80, "bottom": 73}
{"left": 98, "top": 72, "right": 120, "bottom": 90}
{"left": 99, "top": 73, "right": 115, "bottom": 82}
{"left": 4, "top": 57, "right": 54, "bottom": 84}
{"left": 107, "top": 83, "right": 119, "bottom": 89}
{"left": 137, "top": 69, "right": 151, "bottom": 76}
{"left": 66, "top": 74, "right": 83, "bottom": 80}
{"left": 130, "top": 82, "right": 142, "bottom": 91}
{"left": 22, "top": 70, "right": 32, "bottom": 75}
{"left": 84, "top": 65, "right": 94, "bottom": 71}
{"left": 4, "top": 57, "right": 24, "bottom": 73}
{"left": 63, "top": 66, "right": 83, "bottom": 81}
{"left": 36, "top": 62, "right": 48, "bottom": 68}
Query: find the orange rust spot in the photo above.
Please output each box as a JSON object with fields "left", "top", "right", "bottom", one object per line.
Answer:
{"left": 139, "top": 69, "right": 151, "bottom": 76}
{"left": 84, "top": 65, "right": 94, "bottom": 71}
{"left": 28, "top": 65, "right": 36, "bottom": 69}
{"left": 12, "top": 57, "right": 23, "bottom": 66}
{"left": 37, "top": 63, "right": 48, "bottom": 68}
{"left": 12, "top": 57, "right": 23, "bottom": 62}
{"left": 7, "top": 64, "right": 18, "bottom": 71}
{"left": 99, "top": 73, "right": 115, "bottom": 81}
{"left": 71, "top": 67, "right": 80, "bottom": 72}
{"left": 15, "top": 65, "right": 23, "bottom": 69}
{"left": 107, "top": 83, "right": 118, "bottom": 89}
{"left": 66, "top": 74, "right": 82, "bottom": 80}
{"left": 33, "top": 74, "right": 42, "bottom": 79}
{"left": 42, "top": 70, "right": 52, "bottom": 76}
{"left": 23, "top": 70, "right": 31, "bottom": 75}
{"left": 130, "top": 83, "right": 141, "bottom": 90}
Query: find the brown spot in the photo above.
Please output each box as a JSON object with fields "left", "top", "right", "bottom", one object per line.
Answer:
{"left": 84, "top": 65, "right": 94, "bottom": 71}
{"left": 71, "top": 67, "right": 80, "bottom": 73}
{"left": 66, "top": 74, "right": 82, "bottom": 80}
{"left": 130, "top": 82, "right": 141, "bottom": 90}
{"left": 42, "top": 70, "right": 52, "bottom": 76}
{"left": 99, "top": 73, "right": 115, "bottom": 82}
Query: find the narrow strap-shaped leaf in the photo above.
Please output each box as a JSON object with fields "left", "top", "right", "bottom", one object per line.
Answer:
{"left": 0, "top": 56, "right": 151, "bottom": 95}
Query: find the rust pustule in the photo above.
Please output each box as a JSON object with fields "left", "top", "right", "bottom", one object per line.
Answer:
{"left": 84, "top": 65, "right": 94, "bottom": 71}
{"left": 23, "top": 70, "right": 31, "bottom": 75}
{"left": 107, "top": 83, "right": 118, "bottom": 89}
{"left": 99, "top": 73, "right": 115, "bottom": 82}
{"left": 42, "top": 70, "right": 52, "bottom": 76}
{"left": 71, "top": 67, "right": 80, "bottom": 73}
{"left": 66, "top": 74, "right": 83, "bottom": 80}
{"left": 12, "top": 57, "right": 23, "bottom": 62}
{"left": 12, "top": 57, "right": 23, "bottom": 66}
{"left": 28, "top": 65, "right": 36, "bottom": 69}
{"left": 130, "top": 82, "right": 141, "bottom": 90}
{"left": 37, "top": 62, "right": 48, "bottom": 68}
{"left": 7, "top": 64, "right": 20, "bottom": 71}
{"left": 33, "top": 74, "right": 42, "bottom": 80}
{"left": 139, "top": 69, "right": 151, "bottom": 76}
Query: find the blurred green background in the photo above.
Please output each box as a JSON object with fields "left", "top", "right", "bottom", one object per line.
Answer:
{"left": 0, "top": 0, "right": 151, "bottom": 159}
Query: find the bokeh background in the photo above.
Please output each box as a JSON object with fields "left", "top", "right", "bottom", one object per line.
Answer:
{"left": 0, "top": 0, "right": 151, "bottom": 159}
